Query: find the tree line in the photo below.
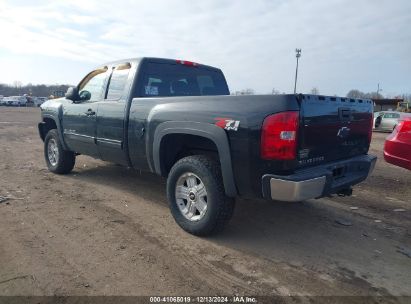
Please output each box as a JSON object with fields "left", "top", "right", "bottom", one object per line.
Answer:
{"left": 0, "top": 82, "right": 72, "bottom": 98}
{"left": 234, "top": 87, "right": 410, "bottom": 101}
{"left": 346, "top": 90, "right": 410, "bottom": 101}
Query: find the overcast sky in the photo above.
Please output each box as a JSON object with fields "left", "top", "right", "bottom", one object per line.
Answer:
{"left": 0, "top": 0, "right": 410, "bottom": 96}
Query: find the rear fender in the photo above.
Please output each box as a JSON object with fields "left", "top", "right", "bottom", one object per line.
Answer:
{"left": 152, "top": 121, "right": 237, "bottom": 197}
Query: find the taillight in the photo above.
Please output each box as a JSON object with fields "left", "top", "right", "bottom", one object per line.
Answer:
{"left": 397, "top": 119, "right": 411, "bottom": 132}
{"left": 397, "top": 120, "right": 411, "bottom": 141}
{"left": 261, "top": 111, "right": 299, "bottom": 160}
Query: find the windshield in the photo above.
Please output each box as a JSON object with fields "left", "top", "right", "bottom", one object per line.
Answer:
{"left": 137, "top": 61, "right": 229, "bottom": 97}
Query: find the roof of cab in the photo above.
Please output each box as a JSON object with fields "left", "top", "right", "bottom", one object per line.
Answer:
{"left": 98, "top": 57, "right": 220, "bottom": 71}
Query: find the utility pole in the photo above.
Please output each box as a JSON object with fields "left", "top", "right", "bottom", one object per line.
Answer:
{"left": 294, "top": 49, "right": 302, "bottom": 94}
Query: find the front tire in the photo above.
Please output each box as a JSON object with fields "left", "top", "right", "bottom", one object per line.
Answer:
{"left": 44, "top": 129, "right": 75, "bottom": 174}
{"left": 167, "top": 155, "right": 235, "bottom": 236}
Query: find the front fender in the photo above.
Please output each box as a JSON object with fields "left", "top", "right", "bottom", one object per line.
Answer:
{"left": 39, "top": 100, "right": 68, "bottom": 150}
{"left": 152, "top": 121, "right": 237, "bottom": 198}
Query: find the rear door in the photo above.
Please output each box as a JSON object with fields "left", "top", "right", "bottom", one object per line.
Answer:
{"left": 298, "top": 95, "right": 373, "bottom": 167}
{"left": 63, "top": 67, "right": 109, "bottom": 157}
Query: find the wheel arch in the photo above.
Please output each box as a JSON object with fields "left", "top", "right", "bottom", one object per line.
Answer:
{"left": 153, "top": 121, "right": 237, "bottom": 197}
{"left": 38, "top": 114, "right": 68, "bottom": 150}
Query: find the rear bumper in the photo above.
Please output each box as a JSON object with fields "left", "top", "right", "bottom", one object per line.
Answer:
{"left": 262, "top": 154, "right": 377, "bottom": 202}
{"left": 384, "top": 139, "right": 411, "bottom": 170}
{"left": 384, "top": 151, "right": 411, "bottom": 170}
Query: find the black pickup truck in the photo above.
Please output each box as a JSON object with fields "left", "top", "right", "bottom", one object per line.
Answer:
{"left": 39, "top": 57, "right": 376, "bottom": 235}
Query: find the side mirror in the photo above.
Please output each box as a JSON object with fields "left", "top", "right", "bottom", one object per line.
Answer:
{"left": 65, "top": 87, "right": 80, "bottom": 102}
{"left": 79, "top": 90, "right": 91, "bottom": 101}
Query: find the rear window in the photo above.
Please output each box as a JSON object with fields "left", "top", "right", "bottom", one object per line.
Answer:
{"left": 137, "top": 62, "right": 229, "bottom": 97}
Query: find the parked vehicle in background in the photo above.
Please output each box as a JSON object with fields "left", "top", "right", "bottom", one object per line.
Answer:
{"left": 373, "top": 111, "right": 411, "bottom": 132}
{"left": 34, "top": 97, "right": 48, "bottom": 107}
{"left": 0, "top": 95, "right": 46, "bottom": 107}
{"left": 2, "top": 96, "right": 28, "bottom": 107}
{"left": 25, "top": 95, "right": 35, "bottom": 107}
{"left": 38, "top": 57, "right": 376, "bottom": 236}
{"left": 384, "top": 117, "right": 411, "bottom": 170}
{"left": 0, "top": 95, "right": 5, "bottom": 106}
{"left": 1, "top": 97, "right": 10, "bottom": 106}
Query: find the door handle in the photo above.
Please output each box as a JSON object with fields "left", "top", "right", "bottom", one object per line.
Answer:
{"left": 85, "top": 109, "right": 96, "bottom": 116}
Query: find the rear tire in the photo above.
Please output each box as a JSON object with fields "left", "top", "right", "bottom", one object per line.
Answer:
{"left": 167, "top": 155, "right": 235, "bottom": 236}
{"left": 44, "top": 129, "right": 75, "bottom": 174}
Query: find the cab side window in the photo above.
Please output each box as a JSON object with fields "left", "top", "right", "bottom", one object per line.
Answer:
{"left": 106, "top": 63, "right": 131, "bottom": 100}
{"left": 78, "top": 67, "right": 108, "bottom": 102}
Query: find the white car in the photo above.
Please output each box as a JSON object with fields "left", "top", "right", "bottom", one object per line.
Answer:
{"left": 373, "top": 111, "right": 411, "bottom": 132}
{"left": 2, "top": 96, "right": 12, "bottom": 106}
{"left": 3, "top": 96, "right": 28, "bottom": 107}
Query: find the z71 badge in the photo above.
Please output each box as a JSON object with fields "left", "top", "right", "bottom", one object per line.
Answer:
{"left": 215, "top": 117, "right": 240, "bottom": 131}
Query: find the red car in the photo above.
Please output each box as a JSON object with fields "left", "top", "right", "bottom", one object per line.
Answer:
{"left": 384, "top": 117, "right": 411, "bottom": 170}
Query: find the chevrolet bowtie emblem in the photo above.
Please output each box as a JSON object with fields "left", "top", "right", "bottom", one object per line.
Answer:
{"left": 337, "top": 127, "right": 351, "bottom": 139}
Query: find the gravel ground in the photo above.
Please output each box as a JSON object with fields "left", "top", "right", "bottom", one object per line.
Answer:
{"left": 0, "top": 107, "right": 410, "bottom": 300}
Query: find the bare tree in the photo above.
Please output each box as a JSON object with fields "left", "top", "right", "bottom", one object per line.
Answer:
{"left": 310, "top": 87, "right": 320, "bottom": 95}
{"left": 347, "top": 89, "right": 366, "bottom": 98}
{"left": 234, "top": 89, "right": 255, "bottom": 95}
{"left": 271, "top": 88, "right": 280, "bottom": 95}
{"left": 364, "top": 92, "right": 383, "bottom": 99}
{"left": 0, "top": 83, "right": 72, "bottom": 97}
{"left": 13, "top": 80, "right": 22, "bottom": 89}
{"left": 347, "top": 89, "right": 384, "bottom": 99}
{"left": 401, "top": 94, "right": 411, "bottom": 101}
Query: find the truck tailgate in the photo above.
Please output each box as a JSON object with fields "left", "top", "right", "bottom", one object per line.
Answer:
{"left": 298, "top": 95, "right": 373, "bottom": 168}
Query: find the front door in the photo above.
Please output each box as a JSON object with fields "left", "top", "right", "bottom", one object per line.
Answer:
{"left": 63, "top": 67, "right": 109, "bottom": 157}
{"left": 96, "top": 62, "right": 132, "bottom": 165}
